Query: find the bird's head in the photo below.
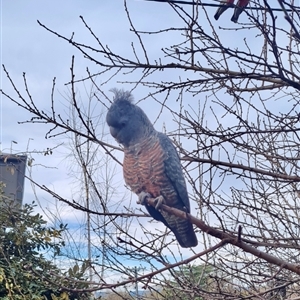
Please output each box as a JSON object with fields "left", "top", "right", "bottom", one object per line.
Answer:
{"left": 106, "top": 89, "right": 154, "bottom": 147}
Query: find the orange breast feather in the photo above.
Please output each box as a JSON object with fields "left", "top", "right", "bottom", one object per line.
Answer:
{"left": 123, "top": 137, "right": 170, "bottom": 198}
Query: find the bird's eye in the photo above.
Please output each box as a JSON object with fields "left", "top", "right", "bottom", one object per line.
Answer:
{"left": 120, "top": 121, "right": 127, "bottom": 127}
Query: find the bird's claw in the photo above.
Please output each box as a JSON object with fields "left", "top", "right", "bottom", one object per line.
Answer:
{"left": 137, "top": 193, "right": 165, "bottom": 210}
{"left": 137, "top": 192, "right": 151, "bottom": 205}
{"left": 154, "top": 195, "right": 165, "bottom": 210}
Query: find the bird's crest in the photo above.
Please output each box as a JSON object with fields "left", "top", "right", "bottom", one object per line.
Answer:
{"left": 110, "top": 88, "right": 134, "bottom": 103}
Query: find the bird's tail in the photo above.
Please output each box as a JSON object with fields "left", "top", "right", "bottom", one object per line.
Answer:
{"left": 173, "top": 219, "right": 198, "bottom": 248}
{"left": 161, "top": 211, "right": 198, "bottom": 248}
{"left": 231, "top": 7, "right": 242, "bottom": 23}
{"left": 214, "top": 4, "right": 232, "bottom": 20}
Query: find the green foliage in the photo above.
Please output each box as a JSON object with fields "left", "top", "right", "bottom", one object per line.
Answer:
{"left": 162, "top": 264, "right": 215, "bottom": 300}
{"left": 0, "top": 182, "right": 92, "bottom": 300}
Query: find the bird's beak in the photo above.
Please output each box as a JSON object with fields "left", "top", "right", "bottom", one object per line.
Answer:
{"left": 109, "top": 126, "right": 118, "bottom": 138}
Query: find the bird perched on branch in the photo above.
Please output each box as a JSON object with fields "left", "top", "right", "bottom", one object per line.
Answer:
{"left": 214, "top": 0, "right": 234, "bottom": 20}
{"left": 231, "top": 0, "right": 250, "bottom": 23}
{"left": 106, "top": 90, "right": 198, "bottom": 248}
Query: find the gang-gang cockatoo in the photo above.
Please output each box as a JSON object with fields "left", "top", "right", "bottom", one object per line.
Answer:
{"left": 106, "top": 90, "right": 198, "bottom": 248}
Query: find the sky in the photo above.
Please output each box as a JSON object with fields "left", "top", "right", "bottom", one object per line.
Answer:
{"left": 0, "top": 1, "right": 162, "bottom": 203}
{"left": 0, "top": 2, "right": 215, "bottom": 218}
{"left": 0, "top": 0, "right": 287, "bottom": 285}
{"left": 0, "top": 0, "right": 214, "bottom": 272}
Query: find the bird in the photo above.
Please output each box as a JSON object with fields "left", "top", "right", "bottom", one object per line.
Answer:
{"left": 231, "top": 0, "right": 250, "bottom": 23}
{"left": 106, "top": 89, "right": 198, "bottom": 248}
{"left": 214, "top": 0, "right": 234, "bottom": 20}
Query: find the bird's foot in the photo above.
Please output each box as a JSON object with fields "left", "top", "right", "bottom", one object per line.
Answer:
{"left": 154, "top": 195, "right": 165, "bottom": 210}
{"left": 137, "top": 192, "right": 151, "bottom": 205}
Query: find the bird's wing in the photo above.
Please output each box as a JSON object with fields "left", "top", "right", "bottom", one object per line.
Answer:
{"left": 157, "top": 132, "right": 190, "bottom": 213}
